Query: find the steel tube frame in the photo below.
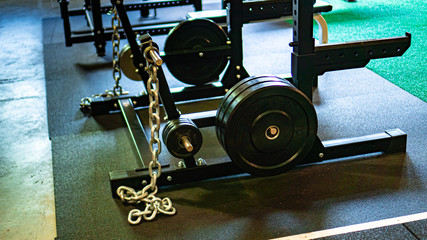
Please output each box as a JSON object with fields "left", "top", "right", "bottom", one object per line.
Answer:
{"left": 118, "top": 98, "right": 151, "bottom": 168}
{"left": 109, "top": 102, "right": 407, "bottom": 194}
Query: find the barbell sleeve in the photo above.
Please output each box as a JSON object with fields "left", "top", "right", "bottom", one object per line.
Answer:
{"left": 149, "top": 50, "right": 163, "bottom": 66}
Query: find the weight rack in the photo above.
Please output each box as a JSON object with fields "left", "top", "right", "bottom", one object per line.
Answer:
{"left": 58, "top": 0, "right": 202, "bottom": 56}
{"left": 78, "top": 0, "right": 410, "bottom": 194}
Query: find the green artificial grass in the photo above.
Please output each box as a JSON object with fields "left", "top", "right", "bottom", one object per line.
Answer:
{"left": 315, "top": 0, "right": 427, "bottom": 101}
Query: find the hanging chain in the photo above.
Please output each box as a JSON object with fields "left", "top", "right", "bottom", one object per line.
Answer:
{"left": 111, "top": 6, "right": 124, "bottom": 95}
{"left": 79, "top": 6, "right": 127, "bottom": 112}
{"left": 116, "top": 42, "right": 176, "bottom": 225}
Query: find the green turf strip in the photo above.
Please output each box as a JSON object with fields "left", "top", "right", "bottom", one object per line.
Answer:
{"left": 316, "top": 0, "right": 427, "bottom": 101}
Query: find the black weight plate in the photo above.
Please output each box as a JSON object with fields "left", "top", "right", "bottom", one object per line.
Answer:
{"left": 216, "top": 76, "right": 288, "bottom": 148}
{"left": 164, "top": 19, "right": 228, "bottom": 85}
{"left": 216, "top": 78, "right": 292, "bottom": 159}
{"left": 216, "top": 76, "right": 318, "bottom": 176}
{"left": 162, "top": 118, "right": 203, "bottom": 159}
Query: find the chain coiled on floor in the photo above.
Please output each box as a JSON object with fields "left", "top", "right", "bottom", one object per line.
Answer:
{"left": 116, "top": 41, "right": 176, "bottom": 225}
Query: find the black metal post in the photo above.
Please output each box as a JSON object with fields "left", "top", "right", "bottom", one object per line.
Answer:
{"left": 291, "top": 0, "right": 316, "bottom": 100}
{"left": 91, "top": 0, "right": 106, "bottom": 56}
{"left": 183, "top": 156, "right": 197, "bottom": 168}
{"left": 59, "top": 0, "right": 72, "bottom": 47}
{"left": 222, "top": 0, "right": 249, "bottom": 88}
{"left": 84, "top": 0, "right": 91, "bottom": 10}
{"left": 193, "top": 0, "right": 202, "bottom": 11}
{"left": 140, "top": 1, "right": 150, "bottom": 18}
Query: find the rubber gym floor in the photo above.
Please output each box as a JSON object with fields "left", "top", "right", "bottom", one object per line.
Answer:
{"left": 0, "top": 0, "right": 426, "bottom": 239}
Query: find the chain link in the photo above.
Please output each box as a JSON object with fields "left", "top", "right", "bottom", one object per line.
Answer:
{"left": 111, "top": 7, "right": 123, "bottom": 96}
{"left": 116, "top": 42, "right": 175, "bottom": 225}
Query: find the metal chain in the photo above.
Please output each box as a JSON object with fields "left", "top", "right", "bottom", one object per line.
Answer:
{"left": 79, "top": 7, "right": 127, "bottom": 112}
{"left": 116, "top": 43, "right": 176, "bottom": 225}
{"left": 111, "top": 6, "right": 123, "bottom": 95}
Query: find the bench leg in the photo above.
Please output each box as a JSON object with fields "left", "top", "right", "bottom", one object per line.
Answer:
{"left": 313, "top": 13, "right": 328, "bottom": 44}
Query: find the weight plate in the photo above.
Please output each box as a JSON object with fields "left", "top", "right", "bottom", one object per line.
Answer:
{"left": 164, "top": 18, "right": 228, "bottom": 86}
{"left": 163, "top": 118, "right": 203, "bottom": 159}
{"left": 216, "top": 76, "right": 285, "bottom": 147}
{"left": 119, "top": 44, "right": 143, "bottom": 81}
{"left": 215, "top": 76, "right": 318, "bottom": 176}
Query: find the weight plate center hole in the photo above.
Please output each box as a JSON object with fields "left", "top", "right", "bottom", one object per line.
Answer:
{"left": 250, "top": 110, "right": 293, "bottom": 153}
{"left": 265, "top": 125, "right": 280, "bottom": 140}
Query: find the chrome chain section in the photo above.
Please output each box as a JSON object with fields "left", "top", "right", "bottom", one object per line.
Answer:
{"left": 116, "top": 43, "right": 176, "bottom": 225}
{"left": 79, "top": 6, "right": 127, "bottom": 112}
{"left": 111, "top": 6, "right": 123, "bottom": 95}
